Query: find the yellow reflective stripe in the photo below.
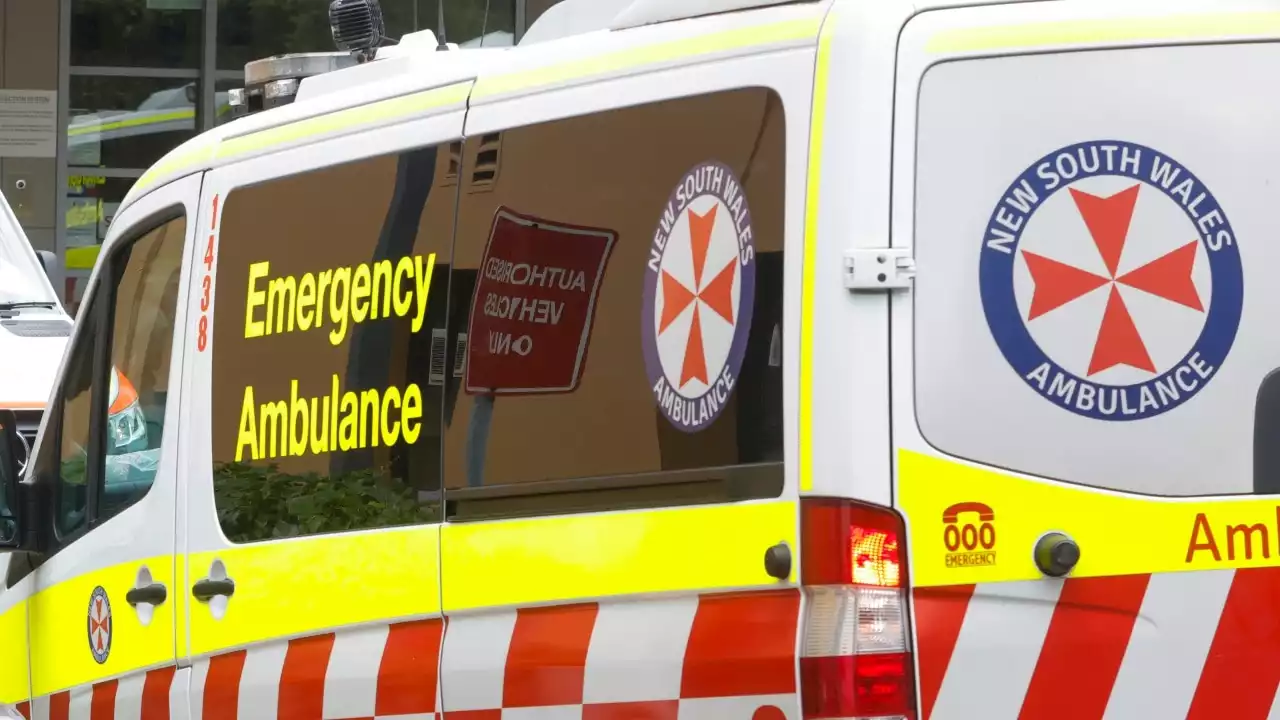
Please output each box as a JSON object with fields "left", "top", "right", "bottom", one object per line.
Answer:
{"left": 441, "top": 500, "right": 796, "bottom": 612}
{"left": 927, "top": 11, "right": 1280, "bottom": 54}
{"left": 798, "top": 10, "right": 835, "bottom": 494}
{"left": 188, "top": 526, "right": 441, "bottom": 657}
{"left": 67, "top": 109, "right": 194, "bottom": 137}
{"left": 28, "top": 554, "right": 175, "bottom": 697}
{"left": 213, "top": 81, "right": 471, "bottom": 161}
{"left": 0, "top": 599, "right": 28, "bottom": 703}
{"left": 473, "top": 16, "right": 823, "bottom": 100}
{"left": 133, "top": 82, "right": 470, "bottom": 196}
{"left": 66, "top": 245, "right": 101, "bottom": 271}
{"left": 900, "top": 449, "right": 1280, "bottom": 588}
{"left": 133, "top": 142, "right": 216, "bottom": 193}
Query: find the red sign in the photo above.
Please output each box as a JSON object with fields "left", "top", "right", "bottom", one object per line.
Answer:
{"left": 465, "top": 207, "right": 616, "bottom": 395}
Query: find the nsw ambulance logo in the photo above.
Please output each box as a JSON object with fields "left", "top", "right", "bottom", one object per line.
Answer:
{"left": 642, "top": 160, "right": 756, "bottom": 432}
{"left": 980, "top": 140, "right": 1244, "bottom": 421}
{"left": 88, "top": 585, "right": 112, "bottom": 664}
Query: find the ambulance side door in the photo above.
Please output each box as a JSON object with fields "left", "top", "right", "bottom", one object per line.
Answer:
{"left": 180, "top": 85, "right": 468, "bottom": 719}
{"left": 23, "top": 171, "right": 201, "bottom": 719}
{"left": 434, "top": 21, "right": 817, "bottom": 718}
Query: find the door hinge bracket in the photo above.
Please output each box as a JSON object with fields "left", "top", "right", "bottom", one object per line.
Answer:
{"left": 843, "top": 248, "right": 915, "bottom": 291}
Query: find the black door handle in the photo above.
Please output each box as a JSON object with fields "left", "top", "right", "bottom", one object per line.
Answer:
{"left": 192, "top": 577, "right": 235, "bottom": 602}
{"left": 125, "top": 582, "right": 167, "bottom": 606}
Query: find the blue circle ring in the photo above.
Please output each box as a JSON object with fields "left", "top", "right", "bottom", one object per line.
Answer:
{"left": 978, "top": 140, "right": 1243, "bottom": 421}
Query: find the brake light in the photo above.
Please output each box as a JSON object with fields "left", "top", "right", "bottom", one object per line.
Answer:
{"left": 800, "top": 499, "right": 916, "bottom": 720}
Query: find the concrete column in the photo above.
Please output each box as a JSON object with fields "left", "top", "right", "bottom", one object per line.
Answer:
{"left": 2, "top": 0, "right": 59, "bottom": 255}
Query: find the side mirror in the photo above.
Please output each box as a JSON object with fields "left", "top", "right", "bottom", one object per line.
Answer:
{"left": 0, "top": 410, "right": 23, "bottom": 548}
{"left": 35, "top": 249, "right": 55, "bottom": 279}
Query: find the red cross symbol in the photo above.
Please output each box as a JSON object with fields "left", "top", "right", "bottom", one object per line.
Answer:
{"left": 1021, "top": 184, "right": 1203, "bottom": 376}
{"left": 90, "top": 596, "right": 109, "bottom": 652}
{"left": 658, "top": 204, "right": 738, "bottom": 388}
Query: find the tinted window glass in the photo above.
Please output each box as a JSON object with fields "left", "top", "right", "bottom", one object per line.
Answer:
{"left": 442, "top": 87, "right": 786, "bottom": 520}
{"left": 208, "top": 88, "right": 787, "bottom": 537}
{"left": 54, "top": 295, "right": 99, "bottom": 538}
{"left": 38, "top": 214, "right": 184, "bottom": 543}
{"left": 211, "top": 147, "right": 456, "bottom": 543}
{"left": 101, "top": 217, "right": 185, "bottom": 521}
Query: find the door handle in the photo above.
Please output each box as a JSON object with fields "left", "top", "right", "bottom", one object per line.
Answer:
{"left": 191, "top": 577, "right": 235, "bottom": 602}
{"left": 126, "top": 582, "right": 168, "bottom": 606}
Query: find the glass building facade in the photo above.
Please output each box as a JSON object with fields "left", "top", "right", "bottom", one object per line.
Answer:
{"left": 35, "top": 0, "right": 559, "bottom": 312}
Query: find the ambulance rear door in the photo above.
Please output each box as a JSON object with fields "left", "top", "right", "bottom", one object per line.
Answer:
{"left": 894, "top": 3, "right": 1280, "bottom": 719}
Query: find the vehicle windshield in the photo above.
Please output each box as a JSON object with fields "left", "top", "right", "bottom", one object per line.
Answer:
{"left": 0, "top": 222, "right": 56, "bottom": 307}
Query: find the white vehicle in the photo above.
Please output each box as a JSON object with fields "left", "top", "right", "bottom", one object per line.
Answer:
{"left": 6, "top": 0, "right": 1280, "bottom": 719}
{"left": 0, "top": 188, "right": 70, "bottom": 464}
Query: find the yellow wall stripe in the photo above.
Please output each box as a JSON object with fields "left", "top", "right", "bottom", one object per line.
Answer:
{"left": 473, "top": 16, "right": 823, "bottom": 100}
{"left": 188, "top": 526, "right": 440, "bottom": 657}
{"left": 441, "top": 500, "right": 797, "bottom": 612}
{"left": 66, "top": 245, "right": 101, "bottom": 271}
{"left": 798, "top": 10, "right": 835, "bottom": 493}
{"left": 0, "top": 599, "right": 28, "bottom": 703}
{"left": 927, "top": 11, "right": 1280, "bottom": 54}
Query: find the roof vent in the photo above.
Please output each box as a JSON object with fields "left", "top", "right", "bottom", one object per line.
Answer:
{"left": 329, "top": 0, "right": 388, "bottom": 59}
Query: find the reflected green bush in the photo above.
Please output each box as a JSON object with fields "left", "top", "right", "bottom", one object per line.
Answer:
{"left": 213, "top": 462, "right": 437, "bottom": 543}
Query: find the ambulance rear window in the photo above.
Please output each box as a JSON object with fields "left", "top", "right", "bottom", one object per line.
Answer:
{"left": 209, "top": 87, "right": 786, "bottom": 542}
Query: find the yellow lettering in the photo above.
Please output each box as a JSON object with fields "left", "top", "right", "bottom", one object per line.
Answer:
{"left": 316, "top": 270, "right": 332, "bottom": 331}
{"left": 1228, "top": 522, "right": 1270, "bottom": 561}
{"left": 1186, "top": 512, "right": 1221, "bottom": 563}
{"left": 352, "top": 264, "right": 371, "bottom": 324}
{"left": 380, "top": 386, "right": 401, "bottom": 447}
{"left": 245, "top": 262, "right": 268, "bottom": 338}
{"left": 236, "top": 385, "right": 258, "bottom": 461}
{"left": 260, "top": 398, "right": 287, "bottom": 460}
{"left": 412, "top": 255, "right": 435, "bottom": 333}
{"left": 394, "top": 256, "right": 414, "bottom": 317}
{"left": 309, "top": 395, "right": 329, "bottom": 455}
{"left": 329, "top": 268, "right": 351, "bottom": 346}
{"left": 359, "top": 388, "right": 380, "bottom": 448}
{"left": 267, "top": 275, "right": 297, "bottom": 335}
{"left": 289, "top": 379, "right": 307, "bottom": 457}
{"left": 339, "top": 391, "right": 358, "bottom": 451}
{"left": 297, "top": 274, "right": 316, "bottom": 331}
{"left": 402, "top": 383, "right": 423, "bottom": 444}
{"left": 371, "top": 260, "right": 393, "bottom": 320}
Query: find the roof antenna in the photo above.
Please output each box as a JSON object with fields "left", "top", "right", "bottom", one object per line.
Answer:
{"left": 436, "top": 0, "right": 449, "bottom": 51}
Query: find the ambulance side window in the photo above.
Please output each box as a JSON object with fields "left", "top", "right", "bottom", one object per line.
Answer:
{"left": 442, "top": 86, "right": 786, "bottom": 520}
{"left": 209, "top": 146, "right": 454, "bottom": 543}
{"left": 34, "top": 212, "right": 186, "bottom": 550}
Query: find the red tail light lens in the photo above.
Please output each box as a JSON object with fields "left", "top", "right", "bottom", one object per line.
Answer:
{"left": 800, "top": 498, "right": 916, "bottom": 720}
{"left": 802, "top": 498, "right": 904, "bottom": 588}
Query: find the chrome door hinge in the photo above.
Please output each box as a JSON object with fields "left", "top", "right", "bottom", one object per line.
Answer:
{"left": 843, "top": 248, "right": 915, "bottom": 291}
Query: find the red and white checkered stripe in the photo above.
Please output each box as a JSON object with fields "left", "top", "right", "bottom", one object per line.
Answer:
{"left": 24, "top": 589, "right": 800, "bottom": 720}
{"left": 22, "top": 667, "right": 183, "bottom": 720}
{"left": 914, "top": 567, "right": 1280, "bottom": 720}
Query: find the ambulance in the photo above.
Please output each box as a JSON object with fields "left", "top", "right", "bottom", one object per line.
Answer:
{"left": 3, "top": 0, "right": 1280, "bottom": 717}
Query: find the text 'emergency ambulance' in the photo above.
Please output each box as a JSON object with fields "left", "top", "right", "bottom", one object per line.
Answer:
{"left": 243, "top": 254, "right": 437, "bottom": 346}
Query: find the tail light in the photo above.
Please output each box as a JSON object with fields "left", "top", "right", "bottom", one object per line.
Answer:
{"left": 800, "top": 498, "right": 916, "bottom": 720}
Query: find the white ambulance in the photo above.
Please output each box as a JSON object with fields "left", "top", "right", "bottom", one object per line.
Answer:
{"left": 2, "top": 0, "right": 1279, "bottom": 718}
